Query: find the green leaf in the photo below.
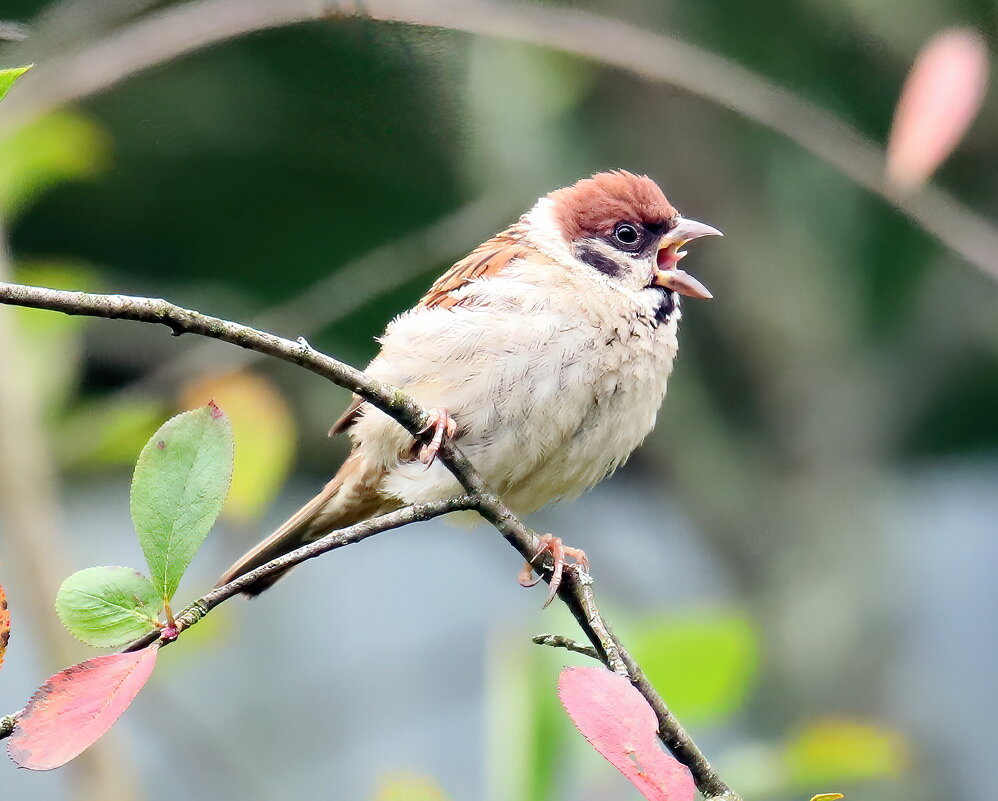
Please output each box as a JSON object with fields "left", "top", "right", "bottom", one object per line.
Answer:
{"left": 0, "top": 65, "right": 31, "bottom": 104}
{"left": 628, "top": 609, "right": 759, "bottom": 726}
{"left": 55, "top": 567, "right": 162, "bottom": 647}
{"left": 180, "top": 370, "right": 295, "bottom": 522}
{"left": 130, "top": 404, "right": 234, "bottom": 602}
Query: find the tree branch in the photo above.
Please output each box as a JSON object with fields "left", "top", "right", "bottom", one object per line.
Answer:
{"left": 0, "top": 281, "right": 740, "bottom": 801}
{"left": 5, "top": 0, "right": 998, "bottom": 281}
{"left": 125, "top": 495, "right": 482, "bottom": 652}
{"left": 532, "top": 634, "right": 601, "bottom": 661}
{"left": 0, "top": 495, "right": 480, "bottom": 739}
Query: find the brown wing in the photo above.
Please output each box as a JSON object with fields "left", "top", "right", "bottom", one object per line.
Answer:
{"left": 419, "top": 228, "right": 531, "bottom": 309}
{"left": 331, "top": 228, "right": 532, "bottom": 435}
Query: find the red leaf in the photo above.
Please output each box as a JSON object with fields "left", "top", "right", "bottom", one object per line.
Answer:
{"left": 886, "top": 28, "right": 989, "bottom": 191}
{"left": 559, "top": 667, "right": 695, "bottom": 801}
{"left": 8, "top": 646, "right": 159, "bottom": 770}
{"left": 0, "top": 583, "right": 9, "bottom": 671}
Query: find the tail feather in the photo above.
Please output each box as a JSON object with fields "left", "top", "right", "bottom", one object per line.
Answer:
{"left": 216, "top": 451, "right": 392, "bottom": 596}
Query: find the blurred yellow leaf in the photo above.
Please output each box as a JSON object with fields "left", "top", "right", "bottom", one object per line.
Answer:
{"left": 810, "top": 794, "right": 844, "bottom": 801}
{"left": 180, "top": 371, "right": 296, "bottom": 522}
{"left": 785, "top": 719, "right": 907, "bottom": 787}
{"left": 628, "top": 609, "right": 759, "bottom": 726}
{"left": 0, "top": 111, "right": 110, "bottom": 218}
{"left": 373, "top": 772, "right": 451, "bottom": 801}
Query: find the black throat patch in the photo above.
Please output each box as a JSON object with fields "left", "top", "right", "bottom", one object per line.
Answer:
{"left": 653, "top": 289, "right": 677, "bottom": 325}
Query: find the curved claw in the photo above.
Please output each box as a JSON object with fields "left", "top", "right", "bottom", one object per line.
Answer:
{"left": 519, "top": 534, "right": 589, "bottom": 608}
{"left": 417, "top": 407, "right": 457, "bottom": 467}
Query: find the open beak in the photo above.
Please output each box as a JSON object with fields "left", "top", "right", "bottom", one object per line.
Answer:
{"left": 652, "top": 217, "right": 722, "bottom": 300}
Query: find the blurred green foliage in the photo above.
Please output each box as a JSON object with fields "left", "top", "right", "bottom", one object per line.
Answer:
{"left": 485, "top": 606, "right": 904, "bottom": 801}
{"left": 1, "top": 1, "right": 996, "bottom": 800}
{"left": 0, "top": 112, "right": 108, "bottom": 217}
{"left": 628, "top": 609, "right": 759, "bottom": 726}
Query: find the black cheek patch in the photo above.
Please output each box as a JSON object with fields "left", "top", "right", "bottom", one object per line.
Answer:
{"left": 577, "top": 245, "right": 625, "bottom": 278}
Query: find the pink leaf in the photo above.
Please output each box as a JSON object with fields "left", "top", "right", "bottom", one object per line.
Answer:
{"left": 886, "top": 28, "right": 989, "bottom": 191}
{"left": 8, "top": 645, "right": 159, "bottom": 770}
{"left": 558, "top": 667, "right": 696, "bottom": 801}
{"left": 0, "top": 583, "right": 9, "bottom": 671}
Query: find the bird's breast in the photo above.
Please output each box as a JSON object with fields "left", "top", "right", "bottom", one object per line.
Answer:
{"left": 361, "top": 272, "right": 681, "bottom": 512}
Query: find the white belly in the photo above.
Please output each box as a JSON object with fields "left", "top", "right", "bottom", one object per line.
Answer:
{"left": 351, "top": 273, "right": 681, "bottom": 513}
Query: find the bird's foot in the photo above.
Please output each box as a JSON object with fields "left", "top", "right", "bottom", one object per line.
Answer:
{"left": 519, "top": 533, "right": 590, "bottom": 608}
{"left": 416, "top": 407, "right": 457, "bottom": 467}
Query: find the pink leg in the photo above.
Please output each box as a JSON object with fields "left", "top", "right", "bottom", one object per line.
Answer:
{"left": 519, "top": 534, "right": 590, "bottom": 608}
{"left": 416, "top": 407, "right": 457, "bottom": 467}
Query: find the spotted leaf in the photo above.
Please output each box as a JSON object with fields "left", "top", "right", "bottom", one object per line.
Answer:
{"left": 8, "top": 646, "right": 159, "bottom": 770}
{"left": 558, "top": 667, "right": 695, "bottom": 801}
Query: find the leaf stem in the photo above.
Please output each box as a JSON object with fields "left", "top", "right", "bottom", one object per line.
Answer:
{"left": 162, "top": 600, "right": 176, "bottom": 629}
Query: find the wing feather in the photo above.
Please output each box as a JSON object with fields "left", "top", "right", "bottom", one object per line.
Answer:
{"left": 331, "top": 227, "right": 536, "bottom": 435}
{"left": 419, "top": 228, "right": 529, "bottom": 309}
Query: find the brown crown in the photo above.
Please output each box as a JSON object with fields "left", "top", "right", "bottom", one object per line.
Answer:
{"left": 548, "top": 170, "right": 677, "bottom": 241}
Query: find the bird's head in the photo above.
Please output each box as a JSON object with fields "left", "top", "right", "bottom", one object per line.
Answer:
{"left": 543, "top": 170, "right": 720, "bottom": 299}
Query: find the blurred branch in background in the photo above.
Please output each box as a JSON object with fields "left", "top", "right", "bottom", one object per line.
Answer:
{"left": 0, "top": 279, "right": 742, "bottom": 801}
{"left": 1, "top": 0, "right": 997, "bottom": 281}
{"left": 111, "top": 193, "right": 515, "bottom": 401}
{"left": 0, "top": 22, "right": 29, "bottom": 43}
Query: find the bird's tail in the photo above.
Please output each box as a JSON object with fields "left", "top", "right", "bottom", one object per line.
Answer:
{"left": 216, "top": 450, "right": 393, "bottom": 596}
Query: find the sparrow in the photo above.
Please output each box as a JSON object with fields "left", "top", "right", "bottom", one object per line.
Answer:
{"left": 218, "top": 171, "right": 721, "bottom": 602}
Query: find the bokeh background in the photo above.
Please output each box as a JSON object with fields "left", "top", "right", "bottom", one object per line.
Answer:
{"left": 0, "top": 1, "right": 996, "bottom": 800}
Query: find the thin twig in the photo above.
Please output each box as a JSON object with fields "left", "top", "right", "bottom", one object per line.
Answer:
{"left": 118, "top": 496, "right": 481, "bottom": 653}
{"left": 0, "top": 714, "right": 17, "bottom": 738}
{"left": 192, "top": 498, "right": 480, "bottom": 616}
{"left": 531, "top": 633, "right": 600, "bottom": 661}
{"left": 0, "top": 498, "right": 478, "bottom": 742}
{"left": 0, "top": 281, "right": 740, "bottom": 800}
{"left": 3, "top": 0, "right": 997, "bottom": 281}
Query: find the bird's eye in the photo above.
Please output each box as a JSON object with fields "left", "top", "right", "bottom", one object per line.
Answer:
{"left": 613, "top": 223, "right": 639, "bottom": 246}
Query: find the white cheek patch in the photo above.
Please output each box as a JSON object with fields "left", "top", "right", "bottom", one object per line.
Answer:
{"left": 521, "top": 198, "right": 577, "bottom": 264}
